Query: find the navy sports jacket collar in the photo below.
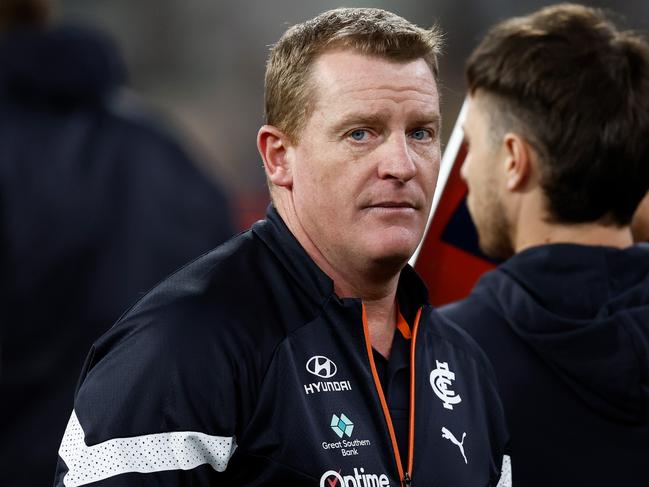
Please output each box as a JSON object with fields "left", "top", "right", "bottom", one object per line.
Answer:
{"left": 252, "top": 205, "right": 334, "bottom": 308}
{"left": 252, "top": 204, "right": 430, "bottom": 320}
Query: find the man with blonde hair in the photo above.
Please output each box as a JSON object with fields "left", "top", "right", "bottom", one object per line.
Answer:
{"left": 55, "top": 8, "right": 508, "bottom": 486}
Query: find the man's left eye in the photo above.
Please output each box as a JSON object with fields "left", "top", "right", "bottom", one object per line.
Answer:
{"left": 410, "top": 129, "right": 430, "bottom": 141}
{"left": 350, "top": 129, "right": 368, "bottom": 141}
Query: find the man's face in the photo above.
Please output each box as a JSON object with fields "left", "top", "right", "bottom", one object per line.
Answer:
{"left": 461, "top": 93, "right": 514, "bottom": 259}
{"left": 288, "top": 49, "right": 441, "bottom": 277}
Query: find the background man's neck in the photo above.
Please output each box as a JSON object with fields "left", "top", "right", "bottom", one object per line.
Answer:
{"left": 515, "top": 220, "right": 634, "bottom": 253}
{"left": 509, "top": 193, "right": 634, "bottom": 253}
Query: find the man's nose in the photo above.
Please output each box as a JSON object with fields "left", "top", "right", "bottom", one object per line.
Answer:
{"left": 377, "top": 134, "right": 417, "bottom": 182}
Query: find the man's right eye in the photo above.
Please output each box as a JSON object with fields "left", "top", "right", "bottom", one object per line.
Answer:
{"left": 349, "top": 129, "right": 368, "bottom": 141}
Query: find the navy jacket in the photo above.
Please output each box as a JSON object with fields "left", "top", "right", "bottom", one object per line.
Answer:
{"left": 0, "top": 25, "right": 234, "bottom": 486}
{"left": 441, "top": 244, "right": 649, "bottom": 486}
{"left": 55, "top": 206, "right": 508, "bottom": 486}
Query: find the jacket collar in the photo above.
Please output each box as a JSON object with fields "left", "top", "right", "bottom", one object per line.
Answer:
{"left": 252, "top": 205, "right": 429, "bottom": 319}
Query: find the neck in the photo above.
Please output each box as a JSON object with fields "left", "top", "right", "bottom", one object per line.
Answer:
{"left": 509, "top": 191, "right": 634, "bottom": 252}
{"left": 514, "top": 216, "right": 634, "bottom": 252}
{"left": 362, "top": 291, "right": 399, "bottom": 359}
{"left": 274, "top": 198, "right": 402, "bottom": 358}
{"left": 329, "top": 259, "right": 401, "bottom": 360}
{"left": 331, "top": 264, "right": 401, "bottom": 360}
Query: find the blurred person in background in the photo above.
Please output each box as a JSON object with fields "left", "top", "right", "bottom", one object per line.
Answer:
{"left": 53, "top": 8, "right": 509, "bottom": 486}
{"left": 631, "top": 191, "right": 649, "bottom": 242}
{"left": 0, "top": 0, "right": 235, "bottom": 484}
{"left": 440, "top": 4, "right": 649, "bottom": 486}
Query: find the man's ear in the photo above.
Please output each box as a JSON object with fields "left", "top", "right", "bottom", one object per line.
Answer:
{"left": 503, "top": 133, "right": 534, "bottom": 192}
{"left": 257, "top": 125, "right": 294, "bottom": 189}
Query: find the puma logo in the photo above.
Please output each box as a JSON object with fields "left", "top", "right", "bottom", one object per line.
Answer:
{"left": 441, "top": 427, "right": 467, "bottom": 464}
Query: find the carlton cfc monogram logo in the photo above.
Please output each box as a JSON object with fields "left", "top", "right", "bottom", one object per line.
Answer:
{"left": 306, "top": 356, "right": 338, "bottom": 379}
{"left": 430, "top": 360, "right": 462, "bottom": 410}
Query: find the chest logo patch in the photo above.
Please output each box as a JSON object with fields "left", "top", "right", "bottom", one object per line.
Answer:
{"left": 307, "top": 356, "right": 338, "bottom": 378}
{"left": 330, "top": 414, "right": 354, "bottom": 438}
{"left": 441, "top": 427, "right": 468, "bottom": 464}
{"left": 323, "top": 414, "right": 371, "bottom": 457}
{"left": 430, "top": 360, "right": 462, "bottom": 410}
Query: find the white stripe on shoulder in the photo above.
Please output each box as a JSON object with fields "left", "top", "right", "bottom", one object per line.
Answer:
{"left": 496, "top": 454, "right": 512, "bottom": 487}
{"left": 59, "top": 410, "right": 237, "bottom": 486}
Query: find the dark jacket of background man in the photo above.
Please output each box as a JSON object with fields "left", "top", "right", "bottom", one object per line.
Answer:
{"left": 442, "top": 244, "right": 649, "bottom": 486}
{"left": 0, "top": 25, "right": 235, "bottom": 486}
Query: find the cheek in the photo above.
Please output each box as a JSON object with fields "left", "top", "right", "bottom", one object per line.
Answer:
{"left": 464, "top": 156, "right": 483, "bottom": 190}
{"left": 420, "top": 152, "right": 442, "bottom": 192}
{"left": 295, "top": 160, "right": 353, "bottom": 214}
{"left": 431, "top": 151, "right": 442, "bottom": 182}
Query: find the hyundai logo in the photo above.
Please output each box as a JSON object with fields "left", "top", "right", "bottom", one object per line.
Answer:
{"left": 306, "top": 356, "right": 337, "bottom": 378}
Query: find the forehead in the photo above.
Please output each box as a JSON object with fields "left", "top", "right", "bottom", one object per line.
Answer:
{"left": 309, "top": 49, "right": 439, "bottom": 115}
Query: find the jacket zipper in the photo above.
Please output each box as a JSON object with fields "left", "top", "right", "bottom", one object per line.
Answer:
{"left": 361, "top": 304, "right": 422, "bottom": 487}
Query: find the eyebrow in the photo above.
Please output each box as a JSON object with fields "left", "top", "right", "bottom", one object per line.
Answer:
{"left": 331, "top": 111, "right": 441, "bottom": 133}
{"left": 410, "top": 114, "right": 442, "bottom": 128}
{"left": 330, "top": 112, "right": 388, "bottom": 133}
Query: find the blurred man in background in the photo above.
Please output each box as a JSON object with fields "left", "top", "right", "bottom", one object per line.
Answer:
{"left": 0, "top": 0, "right": 234, "bottom": 484}
{"left": 440, "top": 4, "right": 649, "bottom": 486}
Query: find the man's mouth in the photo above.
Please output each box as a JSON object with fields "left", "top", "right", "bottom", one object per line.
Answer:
{"left": 365, "top": 201, "right": 417, "bottom": 210}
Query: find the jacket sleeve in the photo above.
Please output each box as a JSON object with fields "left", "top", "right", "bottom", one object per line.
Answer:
{"left": 496, "top": 454, "right": 512, "bottom": 486}
{"left": 53, "top": 301, "right": 246, "bottom": 486}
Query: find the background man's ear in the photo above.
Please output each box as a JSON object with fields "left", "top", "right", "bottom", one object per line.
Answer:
{"left": 257, "top": 125, "right": 293, "bottom": 189}
{"left": 503, "top": 133, "right": 534, "bottom": 191}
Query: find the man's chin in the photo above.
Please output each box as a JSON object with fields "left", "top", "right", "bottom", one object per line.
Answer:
{"left": 366, "top": 242, "right": 416, "bottom": 271}
{"left": 478, "top": 235, "right": 514, "bottom": 261}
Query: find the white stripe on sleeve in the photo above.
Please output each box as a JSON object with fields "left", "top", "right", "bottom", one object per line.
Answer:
{"left": 58, "top": 410, "right": 237, "bottom": 487}
{"left": 496, "top": 454, "right": 512, "bottom": 487}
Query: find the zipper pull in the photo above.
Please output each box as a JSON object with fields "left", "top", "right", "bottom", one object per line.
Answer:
{"left": 403, "top": 472, "right": 411, "bottom": 487}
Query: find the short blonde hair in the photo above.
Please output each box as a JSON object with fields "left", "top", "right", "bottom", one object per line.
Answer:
{"left": 264, "top": 8, "right": 442, "bottom": 141}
